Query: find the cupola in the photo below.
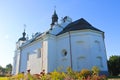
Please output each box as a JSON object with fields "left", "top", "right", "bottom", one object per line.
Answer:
{"left": 51, "top": 10, "right": 58, "bottom": 26}
{"left": 18, "top": 28, "right": 26, "bottom": 41}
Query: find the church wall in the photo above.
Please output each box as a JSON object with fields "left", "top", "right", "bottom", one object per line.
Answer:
{"left": 57, "top": 30, "right": 108, "bottom": 72}
{"left": 56, "top": 33, "right": 72, "bottom": 72}
{"left": 47, "top": 36, "right": 57, "bottom": 72}
{"left": 70, "top": 30, "right": 108, "bottom": 71}
{"left": 89, "top": 32, "right": 108, "bottom": 71}
{"left": 15, "top": 52, "right": 20, "bottom": 74}
{"left": 71, "top": 30, "right": 108, "bottom": 72}
{"left": 12, "top": 50, "right": 20, "bottom": 75}
{"left": 70, "top": 31, "right": 93, "bottom": 71}
{"left": 42, "top": 39, "right": 48, "bottom": 73}
{"left": 12, "top": 57, "right": 16, "bottom": 74}
{"left": 27, "top": 53, "right": 42, "bottom": 74}
{"left": 19, "top": 40, "right": 43, "bottom": 73}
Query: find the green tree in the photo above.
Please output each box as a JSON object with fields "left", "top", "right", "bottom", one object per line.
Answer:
{"left": 5, "top": 64, "right": 12, "bottom": 75}
{"left": 0, "top": 66, "right": 5, "bottom": 76}
{"left": 108, "top": 55, "right": 120, "bottom": 76}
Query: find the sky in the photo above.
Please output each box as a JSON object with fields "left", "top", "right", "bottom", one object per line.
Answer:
{"left": 0, "top": 0, "right": 120, "bottom": 67}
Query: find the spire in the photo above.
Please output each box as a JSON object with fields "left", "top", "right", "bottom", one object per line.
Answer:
{"left": 23, "top": 24, "right": 26, "bottom": 38}
{"left": 51, "top": 6, "right": 58, "bottom": 26}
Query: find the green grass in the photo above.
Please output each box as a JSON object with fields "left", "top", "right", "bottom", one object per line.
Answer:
{"left": 108, "top": 76, "right": 120, "bottom": 79}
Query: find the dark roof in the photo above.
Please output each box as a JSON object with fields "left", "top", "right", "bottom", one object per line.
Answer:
{"left": 18, "top": 31, "right": 26, "bottom": 41}
{"left": 57, "top": 18, "right": 103, "bottom": 35}
{"left": 18, "top": 37, "right": 26, "bottom": 41}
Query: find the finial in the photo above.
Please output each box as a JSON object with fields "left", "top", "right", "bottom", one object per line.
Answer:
{"left": 54, "top": 6, "right": 56, "bottom": 11}
{"left": 24, "top": 24, "right": 26, "bottom": 32}
{"left": 23, "top": 24, "right": 26, "bottom": 38}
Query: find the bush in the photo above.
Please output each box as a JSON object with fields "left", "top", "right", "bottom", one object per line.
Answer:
{"left": 9, "top": 66, "right": 107, "bottom": 80}
{"left": 79, "top": 69, "right": 91, "bottom": 79}
{"left": 92, "top": 66, "right": 100, "bottom": 75}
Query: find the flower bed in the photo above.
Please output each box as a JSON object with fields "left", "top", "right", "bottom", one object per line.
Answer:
{"left": 10, "top": 66, "right": 107, "bottom": 80}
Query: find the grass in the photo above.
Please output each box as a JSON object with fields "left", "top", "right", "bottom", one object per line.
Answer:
{"left": 0, "top": 77, "right": 9, "bottom": 80}
{"left": 108, "top": 76, "right": 120, "bottom": 79}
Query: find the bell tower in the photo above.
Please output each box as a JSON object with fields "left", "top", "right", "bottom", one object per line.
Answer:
{"left": 51, "top": 8, "right": 58, "bottom": 28}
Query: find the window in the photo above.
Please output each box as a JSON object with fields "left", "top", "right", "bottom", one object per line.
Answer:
{"left": 77, "top": 56, "right": 86, "bottom": 70}
{"left": 62, "top": 49, "right": 67, "bottom": 56}
{"left": 95, "top": 40, "right": 101, "bottom": 51}
{"left": 96, "top": 56, "right": 103, "bottom": 67}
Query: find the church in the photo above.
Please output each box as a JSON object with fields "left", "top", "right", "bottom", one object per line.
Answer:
{"left": 12, "top": 10, "right": 108, "bottom": 75}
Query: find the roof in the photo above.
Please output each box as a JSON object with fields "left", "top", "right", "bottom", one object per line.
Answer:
{"left": 18, "top": 37, "right": 26, "bottom": 41}
{"left": 57, "top": 18, "right": 103, "bottom": 35}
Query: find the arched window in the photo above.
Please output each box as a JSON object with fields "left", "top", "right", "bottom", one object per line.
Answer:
{"left": 94, "top": 40, "right": 101, "bottom": 51}
{"left": 77, "top": 56, "right": 86, "bottom": 70}
{"left": 96, "top": 56, "right": 103, "bottom": 67}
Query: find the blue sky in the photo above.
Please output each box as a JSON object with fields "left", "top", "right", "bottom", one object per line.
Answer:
{"left": 0, "top": 0, "right": 120, "bottom": 67}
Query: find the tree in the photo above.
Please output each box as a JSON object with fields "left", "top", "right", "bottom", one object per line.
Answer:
{"left": 0, "top": 66, "right": 5, "bottom": 76}
{"left": 5, "top": 64, "right": 12, "bottom": 74}
{"left": 0, "top": 64, "right": 12, "bottom": 76}
{"left": 108, "top": 55, "right": 120, "bottom": 76}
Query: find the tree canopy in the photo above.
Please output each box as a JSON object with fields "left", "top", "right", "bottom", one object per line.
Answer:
{"left": 0, "top": 64, "right": 12, "bottom": 76}
{"left": 108, "top": 55, "right": 120, "bottom": 76}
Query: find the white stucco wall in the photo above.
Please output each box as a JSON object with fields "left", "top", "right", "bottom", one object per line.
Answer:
{"left": 47, "top": 35, "right": 57, "bottom": 72}
{"left": 89, "top": 32, "right": 108, "bottom": 71}
{"left": 12, "top": 49, "right": 21, "bottom": 75}
{"left": 56, "top": 30, "right": 108, "bottom": 72}
{"left": 19, "top": 39, "right": 43, "bottom": 73}
{"left": 13, "top": 28, "right": 108, "bottom": 75}
{"left": 41, "top": 38, "right": 48, "bottom": 73}
{"left": 27, "top": 53, "right": 42, "bottom": 74}
{"left": 56, "top": 33, "right": 72, "bottom": 72}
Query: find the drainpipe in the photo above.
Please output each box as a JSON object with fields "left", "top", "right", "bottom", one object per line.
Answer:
{"left": 42, "top": 40, "right": 44, "bottom": 71}
{"left": 68, "top": 31, "right": 73, "bottom": 69}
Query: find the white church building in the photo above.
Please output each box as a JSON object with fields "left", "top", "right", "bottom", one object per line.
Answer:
{"left": 12, "top": 10, "right": 108, "bottom": 75}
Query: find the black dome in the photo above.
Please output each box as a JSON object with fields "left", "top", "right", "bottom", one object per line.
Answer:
{"left": 18, "top": 37, "right": 26, "bottom": 41}
{"left": 18, "top": 30, "right": 26, "bottom": 41}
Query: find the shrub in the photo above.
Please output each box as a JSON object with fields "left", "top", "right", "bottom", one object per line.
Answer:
{"left": 91, "top": 75, "right": 107, "bottom": 80}
{"left": 66, "top": 67, "right": 75, "bottom": 79}
{"left": 79, "top": 69, "right": 91, "bottom": 79}
{"left": 50, "top": 70, "right": 65, "bottom": 80}
{"left": 9, "top": 66, "right": 107, "bottom": 80}
{"left": 92, "top": 66, "right": 100, "bottom": 75}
